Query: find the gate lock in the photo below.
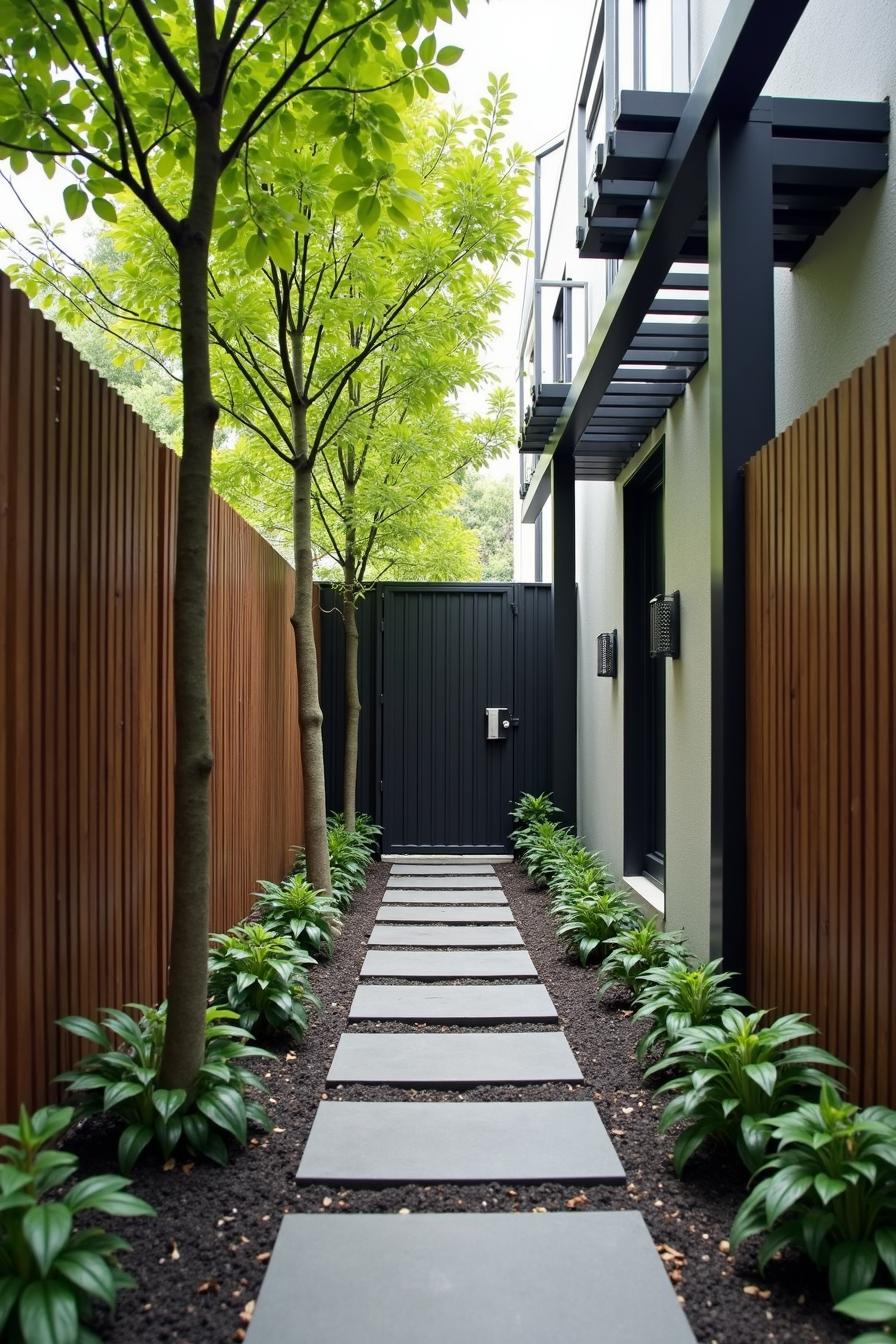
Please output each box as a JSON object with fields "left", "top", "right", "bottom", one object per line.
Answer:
{"left": 485, "top": 707, "right": 513, "bottom": 741}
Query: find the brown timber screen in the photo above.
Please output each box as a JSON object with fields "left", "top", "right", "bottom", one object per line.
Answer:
{"left": 745, "top": 338, "right": 895, "bottom": 1108}
{"left": 0, "top": 274, "right": 303, "bottom": 1119}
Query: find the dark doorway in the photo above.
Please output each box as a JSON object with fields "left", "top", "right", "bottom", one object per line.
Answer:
{"left": 319, "top": 583, "right": 553, "bottom": 854}
{"left": 624, "top": 450, "right": 666, "bottom": 885}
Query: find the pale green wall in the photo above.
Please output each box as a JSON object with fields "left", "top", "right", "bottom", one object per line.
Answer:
{"left": 562, "top": 0, "right": 894, "bottom": 964}
{"left": 576, "top": 366, "right": 713, "bottom": 957}
{"left": 765, "top": 0, "right": 896, "bottom": 429}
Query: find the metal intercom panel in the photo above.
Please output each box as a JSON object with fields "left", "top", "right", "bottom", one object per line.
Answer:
{"left": 485, "top": 707, "right": 510, "bottom": 741}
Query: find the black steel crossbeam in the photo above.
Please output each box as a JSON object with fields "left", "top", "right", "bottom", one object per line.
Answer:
{"left": 583, "top": 87, "right": 888, "bottom": 266}
{"left": 522, "top": 0, "right": 813, "bottom": 521}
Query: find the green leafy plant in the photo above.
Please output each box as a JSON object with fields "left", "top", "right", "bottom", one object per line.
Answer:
{"left": 0, "top": 1104, "right": 154, "bottom": 1342}
{"left": 254, "top": 875, "right": 342, "bottom": 959}
{"left": 647, "top": 1009, "right": 845, "bottom": 1174}
{"left": 597, "top": 920, "right": 690, "bottom": 1000}
{"left": 730, "top": 1082, "right": 896, "bottom": 1302}
{"left": 516, "top": 822, "right": 580, "bottom": 888}
{"left": 325, "top": 825, "right": 369, "bottom": 907}
{"left": 509, "top": 792, "right": 560, "bottom": 847}
{"left": 836, "top": 1288, "right": 896, "bottom": 1342}
{"left": 57, "top": 1004, "right": 272, "bottom": 1172}
{"left": 337, "top": 812, "right": 383, "bottom": 860}
{"left": 551, "top": 889, "right": 639, "bottom": 967}
{"left": 551, "top": 850, "right": 614, "bottom": 902}
{"left": 632, "top": 958, "right": 750, "bottom": 1064}
{"left": 293, "top": 813, "right": 378, "bottom": 909}
{"left": 208, "top": 923, "right": 320, "bottom": 1041}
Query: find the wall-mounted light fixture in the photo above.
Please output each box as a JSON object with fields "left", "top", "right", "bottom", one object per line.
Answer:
{"left": 596, "top": 630, "right": 618, "bottom": 678}
{"left": 649, "top": 592, "right": 680, "bottom": 659}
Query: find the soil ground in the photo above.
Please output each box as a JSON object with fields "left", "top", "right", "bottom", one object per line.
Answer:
{"left": 70, "top": 860, "right": 850, "bottom": 1344}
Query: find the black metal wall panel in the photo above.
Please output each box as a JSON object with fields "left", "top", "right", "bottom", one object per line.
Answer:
{"left": 513, "top": 583, "right": 554, "bottom": 808}
{"left": 318, "top": 581, "right": 553, "bottom": 852}
{"left": 318, "top": 585, "right": 378, "bottom": 819}
{"left": 380, "top": 585, "right": 517, "bottom": 853}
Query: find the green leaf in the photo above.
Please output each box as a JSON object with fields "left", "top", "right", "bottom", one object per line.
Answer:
{"left": 744, "top": 1062, "right": 777, "bottom": 1095}
{"left": 103, "top": 1080, "right": 143, "bottom": 1112}
{"left": 763, "top": 1167, "right": 814, "bottom": 1224}
{"left": 437, "top": 45, "right": 463, "bottom": 65}
{"left": 22, "top": 1203, "right": 73, "bottom": 1276}
{"left": 67, "top": 1174, "right": 154, "bottom": 1218}
{"left": 266, "top": 233, "right": 295, "bottom": 271}
{"left": 244, "top": 233, "right": 268, "bottom": 270}
{"left": 0, "top": 1278, "right": 21, "bottom": 1333}
{"left": 357, "top": 195, "right": 382, "bottom": 230}
{"left": 400, "top": 44, "right": 417, "bottom": 68}
{"left": 874, "top": 1228, "right": 896, "bottom": 1280}
{"left": 828, "top": 1241, "right": 879, "bottom": 1305}
{"left": 54, "top": 1250, "right": 117, "bottom": 1308}
{"left": 419, "top": 33, "right": 436, "bottom": 63}
{"left": 17, "top": 1281, "right": 78, "bottom": 1344}
{"left": 424, "top": 68, "right": 450, "bottom": 94}
{"left": 0, "top": 1189, "right": 36, "bottom": 1213}
{"left": 61, "top": 185, "right": 88, "bottom": 221}
{"left": 152, "top": 1089, "right": 187, "bottom": 1122}
{"left": 197, "top": 1087, "right": 247, "bottom": 1145}
{"left": 836, "top": 1288, "right": 896, "bottom": 1323}
{"left": 756, "top": 1219, "right": 802, "bottom": 1273}
{"left": 814, "top": 1172, "right": 847, "bottom": 1205}
{"left": 90, "top": 195, "right": 117, "bottom": 223}
{"left": 672, "top": 1122, "right": 715, "bottom": 1176}
{"left": 116, "top": 1123, "right": 152, "bottom": 1174}
{"left": 154, "top": 1112, "right": 183, "bottom": 1157}
{"left": 57, "top": 1015, "right": 107, "bottom": 1046}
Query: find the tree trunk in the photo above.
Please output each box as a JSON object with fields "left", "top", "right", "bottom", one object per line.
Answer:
{"left": 291, "top": 442, "right": 332, "bottom": 893}
{"left": 159, "top": 124, "right": 219, "bottom": 1091}
{"left": 341, "top": 556, "right": 361, "bottom": 831}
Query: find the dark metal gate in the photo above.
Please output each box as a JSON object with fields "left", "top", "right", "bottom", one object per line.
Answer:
{"left": 319, "top": 583, "right": 552, "bottom": 854}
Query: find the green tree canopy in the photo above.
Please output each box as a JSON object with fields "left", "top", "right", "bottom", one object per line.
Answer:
{"left": 0, "top": 0, "right": 474, "bottom": 1090}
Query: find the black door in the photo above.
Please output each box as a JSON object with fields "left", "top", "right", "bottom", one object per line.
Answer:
{"left": 379, "top": 585, "right": 517, "bottom": 853}
{"left": 624, "top": 451, "right": 666, "bottom": 885}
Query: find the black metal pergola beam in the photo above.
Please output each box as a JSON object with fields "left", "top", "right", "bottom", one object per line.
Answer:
{"left": 660, "top": 270, "right": 709, "bottom": 289}
{"left": 611, "top": 366, "right": 692, "bottom": 382}
{"left": 521, "top": 0, "right": 811, "bottom": 523}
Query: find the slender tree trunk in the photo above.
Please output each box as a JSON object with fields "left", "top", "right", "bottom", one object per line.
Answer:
{"left": 159, "top": 115, "right": 220, "bottom": 1091}
{"left": 341, "top": 549, "right": 361, "bottom": 831}
{"left": 291, "top": 425, "right": 332, "bottom": 892}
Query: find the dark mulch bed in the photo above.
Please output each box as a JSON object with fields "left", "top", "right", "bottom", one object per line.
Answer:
{"left": 67, "top": 859, "right": 848, "bottom": 1344}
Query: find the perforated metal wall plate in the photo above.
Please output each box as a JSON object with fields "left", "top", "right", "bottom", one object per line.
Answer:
{"left": 596, "top": 630, "right": 618, "bottom": 677}
{"left": 649, "top": 591, "right": 680, "bottom": 658}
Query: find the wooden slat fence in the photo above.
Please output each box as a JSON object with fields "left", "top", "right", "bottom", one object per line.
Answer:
{"left": 0, "top": 273, "right": 304, "bottom": 1119}
{"left": 745, "top": 337, "right": 895, "bottom": 1107}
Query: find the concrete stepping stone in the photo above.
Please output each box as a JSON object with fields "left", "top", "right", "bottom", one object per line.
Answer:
{"left": 379, "top": 889, "right": 508, "bottom": 904}
{"left": 360, "top": 950, "right": 537, "bottom": 979}
{"left": 327, "top": 1032, "right": 583, "bottom": 1085}
{"left": 368, "top": 925, "right": 523, "bottom": 947}
{"left": 387, "top": 874, "right": 501, "bottom": 889}
{"left": 376, "top": 904, "right": 515, "bottom": 923}
{"left": 390, "top": 864, "right": 496, "bottom": 876}
{"left": 348, "top": 984, "right": 557, "bottom": 1023}
{"left": 295, "top": 1101, "right": 624, "bottom": 1185}
{"left": 247, "top": 1211, "right": 696, "bottom": 1343}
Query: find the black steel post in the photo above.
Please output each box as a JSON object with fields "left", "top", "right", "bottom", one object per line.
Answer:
{"left": 707, "top": 110, "right": 775, "bottom": 971}
{"left": 551, "top": 453, "right": 577, "bottom": 824}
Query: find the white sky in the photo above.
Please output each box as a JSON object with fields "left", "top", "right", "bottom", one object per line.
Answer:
{"left": 0, "top": 0, "right": 594, "bottom": 469}
{"left": 446, "top": 0, "right": 593, "bottom": 408}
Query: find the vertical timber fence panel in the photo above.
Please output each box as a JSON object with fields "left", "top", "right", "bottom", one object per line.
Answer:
{"left": 0, "top": 275, "right": 303, "bottom": 1119}
{"left": 745, "top": 337, "right": 895, "bottom": 1108}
